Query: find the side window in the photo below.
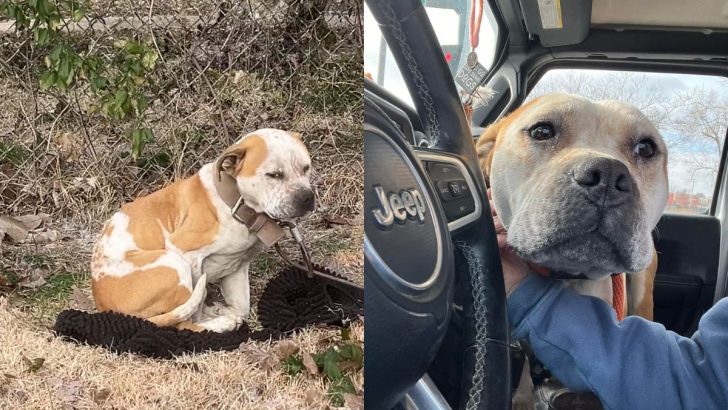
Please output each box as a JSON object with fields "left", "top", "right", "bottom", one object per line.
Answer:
{"left": 529, "top": 69, "right": 728, "bottom": 215}
{"left": 363, "top": 1, "right": 499, "bottom": 118}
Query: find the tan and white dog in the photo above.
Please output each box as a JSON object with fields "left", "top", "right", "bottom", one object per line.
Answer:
{"left": 91, "top": 129, "right": 314, "bottom": 332}
{"left": 477, "top": 93, "right": 668, "bottom": 408}
{"left": 476, "top": 93, "right": 668, "bottom": 320}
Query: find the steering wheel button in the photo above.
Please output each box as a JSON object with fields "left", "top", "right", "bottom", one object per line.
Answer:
{"left": 436, "top": 181, "right": 453, "bottom": 200}
{"left": 428, "top": 162, "right": 461, "bottom": 179}
{"left": 443, "top": 197, "right": 476, "bottom": 221}
{"left": 448, "top": 181, "right": 462, "bottom": 196}
{"left": 456, "top": 180, "right": 469, "bottom": 193}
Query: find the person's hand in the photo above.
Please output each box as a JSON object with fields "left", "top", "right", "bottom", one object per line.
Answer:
{"left": 488, "top": 188, "right": 529, "bottom": 296}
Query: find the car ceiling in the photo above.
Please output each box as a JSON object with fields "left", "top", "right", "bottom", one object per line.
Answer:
{"left": 592, "top": 0, "right": 728, "bottom": 30}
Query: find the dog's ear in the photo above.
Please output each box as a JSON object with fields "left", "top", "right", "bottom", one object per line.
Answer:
{"left": 216, "top": 145, "right": 246, "bottom": 180}
{"left": 289, "top": 131, "right": 302, "bottom": 140}
{"left": 475, "top": 118, "right": 505, "bottom": 185}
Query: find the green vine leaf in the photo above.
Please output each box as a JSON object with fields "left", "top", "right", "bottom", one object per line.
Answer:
{"left": 1, "top": 0, "right": 157, "bottom": 161}
{"left": 130, "top": 127, "right": 154, "bottom": 160}
{"left": 39, "top": 71, "right": 56, "bottom": 90}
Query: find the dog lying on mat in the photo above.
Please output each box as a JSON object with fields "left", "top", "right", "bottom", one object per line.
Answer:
{"left": 90, "top": 129, "right": 315, "bottom": 333}
{"left": 476, "top": 94, "right": 668, "bottom": 407}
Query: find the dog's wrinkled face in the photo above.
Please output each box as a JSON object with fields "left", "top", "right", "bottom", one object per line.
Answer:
{"left": 477, "top": 94, "right": 669, "bottom": 278}
{"left": 218, "top": 128, "right": 314, "bottom": 220}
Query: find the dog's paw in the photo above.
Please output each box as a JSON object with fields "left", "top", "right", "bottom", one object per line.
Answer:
{"left": 198, "top": 315, "right": 242, "bottom": 333}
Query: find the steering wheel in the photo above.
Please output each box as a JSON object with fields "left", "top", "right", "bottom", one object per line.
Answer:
{"left": 364, "top": 1, "right": 511, "bottom": 409}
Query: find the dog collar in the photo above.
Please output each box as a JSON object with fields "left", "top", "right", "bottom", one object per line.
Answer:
{"left": 212, "top": 170, "right": 285, "bottom": 248}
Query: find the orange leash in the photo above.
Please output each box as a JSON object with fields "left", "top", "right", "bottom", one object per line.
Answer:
{"left": 532, "top": 264, "right": 627, "bottom": 321}
{"left": 612, "top": 273, "right": 626, "bottom": 321}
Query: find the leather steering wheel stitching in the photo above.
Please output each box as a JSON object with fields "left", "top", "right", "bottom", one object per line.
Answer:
{"left": 457, "top": 241, "right": 489, "bottom": 410}
{"left": 376, "top": 0, "right": 441, "bottom": 144}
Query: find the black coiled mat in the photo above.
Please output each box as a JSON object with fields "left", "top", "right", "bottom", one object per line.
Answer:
{"left": 53, "top": 265, "right": 363, "bottom": 359}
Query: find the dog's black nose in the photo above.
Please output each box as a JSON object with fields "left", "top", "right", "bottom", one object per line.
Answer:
{"left": 573, "top": 157, "right": 632, "bottom": 206}
{"left": 298, "top": 189, "right": 315, "bottom": 212}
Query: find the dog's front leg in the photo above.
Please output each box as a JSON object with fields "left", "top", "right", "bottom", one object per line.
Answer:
{"left": 191, "top": 262, "right": 250, "bottom": 332}
{"left": 220, "top": 261, "right": 251, "bottom": 319}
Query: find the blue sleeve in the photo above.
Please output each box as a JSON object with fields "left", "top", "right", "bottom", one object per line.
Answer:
{"left": 508, "top": 274, "right": 728, "bottom": 410}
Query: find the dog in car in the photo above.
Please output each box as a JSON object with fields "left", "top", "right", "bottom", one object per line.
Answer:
{"left": 476, "top": 93, "right": 668, "bottom": 406}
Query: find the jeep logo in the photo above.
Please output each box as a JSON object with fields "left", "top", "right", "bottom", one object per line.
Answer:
{"left": 372, "top": 185, "right": 426, "bottom": 228}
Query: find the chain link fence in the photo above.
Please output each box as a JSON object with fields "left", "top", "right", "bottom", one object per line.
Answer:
{"left": 0, "top": 0, "right": 363, "bottom": 231}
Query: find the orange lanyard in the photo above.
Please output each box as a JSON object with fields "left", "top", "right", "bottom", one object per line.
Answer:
{"left": 469, "top": 0, "right": 484, "bottom": 50}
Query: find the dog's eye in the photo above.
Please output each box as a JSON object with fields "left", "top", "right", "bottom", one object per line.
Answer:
{"left": 266, "top": 171, "right": 284, "bottom": 179}
{"left": 634, "top": 139, "right": 657, "bottom": 159}
{"left": 529, "top": 122, "right": 555, "bottom": 140}
{"left": 303, "top": 165, "right": 310, "bottom": 174}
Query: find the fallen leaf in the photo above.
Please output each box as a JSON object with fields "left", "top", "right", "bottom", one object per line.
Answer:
{"left": 302, "top": 351, "right": 319, "bottom": 376}
{"left": 93, "top": 388, "right": 111, "bottom": 403}
{"left": 17, "top": 269, "right": 48, "bottom": 289}
{"left": 338, "top": 360, "right": 361, "bottom": 372}
{"left": 322, "top": 214, "right": 352, "bottom": 226}
{"left": 14, "top": 215, "right": 43, "bottom": 230}
{"left": 29, "top": 229, "right": 60, "bottom": 244}
{"left": 343, "top": 393, "right": 364, "bottom": 410}
{"left": 0, "top": 216, "right": 29, "bottom": 242}
{"left": 273, "top": 340, "right": 299, "bottom": 360}
{"left": 71, "top": 287, "right": 94, "bottom": 311}
{"left": 22, "top": 356, "right": 45, "bottom": 373}
{"left": 238, "top": 344, "right": 280, "bottom": 373}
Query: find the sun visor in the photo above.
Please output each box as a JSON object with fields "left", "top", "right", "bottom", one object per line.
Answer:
{"left": 519, "top": 0, "right": 592, "bottom": 47}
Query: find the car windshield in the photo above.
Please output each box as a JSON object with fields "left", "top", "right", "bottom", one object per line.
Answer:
{"left": 364, "top": 0, "right": 499, "bottom": 107}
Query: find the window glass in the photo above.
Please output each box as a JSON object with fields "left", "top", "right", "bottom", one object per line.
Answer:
{"left": 364, "top": 1, "right": 499, "bottom": 110}
{"left": 529, "top": 69, "right": 728, "bottom": 214}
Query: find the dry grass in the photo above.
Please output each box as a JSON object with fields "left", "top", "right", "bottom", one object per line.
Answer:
{"left": 0, "top": 216, "right": 363, "bottom": 409}
{"left": 0, "top": 0, "right": 363, "bottom": 408}
{"left": 0, "top": 298, "right": 364, "bottom": 410}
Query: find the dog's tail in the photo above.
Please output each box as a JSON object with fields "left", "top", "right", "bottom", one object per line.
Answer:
{"left": 148, "top": 273, "right": 207, "bottom": 328}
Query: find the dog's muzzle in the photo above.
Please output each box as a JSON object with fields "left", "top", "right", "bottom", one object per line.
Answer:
{"left": 506, "top": 156, "right": 649, "bottom": 276}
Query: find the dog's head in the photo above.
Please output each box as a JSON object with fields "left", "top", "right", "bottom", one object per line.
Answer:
{"left": 477, "top": 93, "right": 668, "bottom": 278}
{"left": 216, "top": 128, "right": 314, "bottom": 220}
